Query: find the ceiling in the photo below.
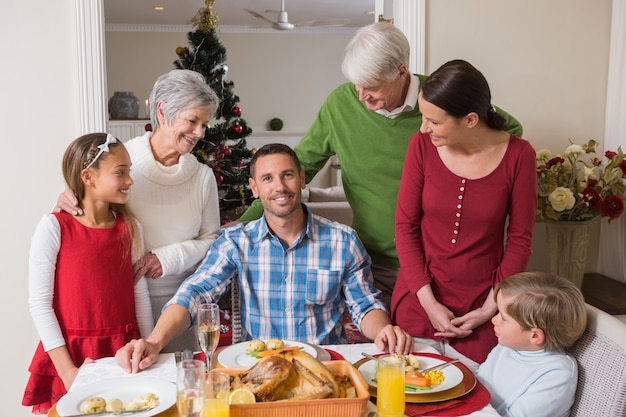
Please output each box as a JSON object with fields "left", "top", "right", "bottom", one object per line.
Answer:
{"left": 104, "top": 0, "right": 376, "bottom": 29}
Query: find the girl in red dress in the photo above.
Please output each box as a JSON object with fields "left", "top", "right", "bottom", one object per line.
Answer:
{"left": 23, "top": 133, "right": 153, "bottom": 414}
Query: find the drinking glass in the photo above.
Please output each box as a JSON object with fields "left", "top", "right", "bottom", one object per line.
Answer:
{"left": 176, "top": 359, "right": 206, "bottom": 417}
{"left": 197, "top": 303, "right": 221, "bottom": 371}
{"left": 376, "top": 355, "right": 406, "bottom": 417}
{"left": 202, "top": 371, "right": 230, "bottom": 417}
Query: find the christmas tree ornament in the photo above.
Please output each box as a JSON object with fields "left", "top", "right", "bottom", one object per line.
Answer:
{"left": 144, "top": 123, "right": 152, "bottom": 132}
{"left": 176, "top": 46, "right": 185, "bottom": 56}
{"left": 224, "top": 147, "right": 232, "bottom": 156}
{"left": 233, "top": 124, "right": 243, "bottom": 135}
{"left": 190, "top": 0, "right": 219, "bottom": 32}
{"left": 232, "top": 106, "right": 242, "bottom": 117}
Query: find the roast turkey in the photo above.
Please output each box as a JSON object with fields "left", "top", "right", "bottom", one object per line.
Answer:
{"left": 231, "top": 349, "right": 339, "bottom": 401}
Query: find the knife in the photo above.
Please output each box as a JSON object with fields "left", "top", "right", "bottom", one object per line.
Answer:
{"left": 61, "top": 407, "right": 156, "bottom": 417}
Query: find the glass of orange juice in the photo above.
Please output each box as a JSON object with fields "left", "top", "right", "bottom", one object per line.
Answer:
{"left": 202, "top": 371, "right": 230, "bottom": 417}
{"left": 376, "top": 354, "right": 406, "bottom": 417}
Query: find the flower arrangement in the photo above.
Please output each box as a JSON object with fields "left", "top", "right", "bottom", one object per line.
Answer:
{"left": 536, "top": 139, "right": 626, "bottom": 222}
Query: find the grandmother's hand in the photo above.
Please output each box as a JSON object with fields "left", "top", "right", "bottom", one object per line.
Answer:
{"left": 53, "top": 188, "right": 82, "bottom": 216}
{"left": 133, "top": 252, "right": 163, "bottom": 283}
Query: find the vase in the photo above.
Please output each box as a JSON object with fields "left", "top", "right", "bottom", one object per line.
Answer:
{"left": 545, "top": 220, "right": 593, "bottom": 288}
{"left": 108, "top": 91, "right": 139, "bottom": 119}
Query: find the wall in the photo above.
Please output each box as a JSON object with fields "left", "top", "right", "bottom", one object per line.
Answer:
{"left": 425, "top": 0, "right": 612, "bottom": 272}
{"left": 1, "top": 2, "right": 613, "bottom": 416}
{"left": 1, "top": 1, "right": 79, "bottom": 415}
{"left": 105, "top": 31, "right": 353, "bottom": 132}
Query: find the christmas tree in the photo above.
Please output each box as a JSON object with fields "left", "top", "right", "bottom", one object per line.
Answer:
{"left": 174, "top": 0, "right": 255, "bottom": 224}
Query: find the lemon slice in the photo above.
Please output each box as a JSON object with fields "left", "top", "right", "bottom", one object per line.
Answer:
{"left": 229, "top": 388, "right": 256, "bottom": 404}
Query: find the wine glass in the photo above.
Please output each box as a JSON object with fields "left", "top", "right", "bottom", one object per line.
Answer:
{"left": 197, "top": 303, "right": 221, "bottom": 371}
{"left": 176, "top": 359, "right": 206, "bottom": 417}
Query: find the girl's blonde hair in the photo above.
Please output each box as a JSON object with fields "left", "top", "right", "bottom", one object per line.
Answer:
{"left": 494, "top": 272, "right": 587, "bottom": 351}
{"left": 62, "top": 133, "right": 143, "bottom": 261}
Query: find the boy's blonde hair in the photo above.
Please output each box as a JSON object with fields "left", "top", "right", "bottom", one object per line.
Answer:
{"left": 494, "top": 272, "right": 587, "bottom": 351}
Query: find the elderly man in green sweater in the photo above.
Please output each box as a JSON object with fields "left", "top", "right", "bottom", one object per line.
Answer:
{"left": 239, "top": 22, "right": 522, "bottom": 307}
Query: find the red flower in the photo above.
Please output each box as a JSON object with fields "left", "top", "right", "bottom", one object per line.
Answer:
{"left": 581, "top": 188, "right": 602, "bottom": 211}
{"left": 619, "top": 160, "right": 626, "bottom": 176}
{"left": 600, "top": 194, "right": 625, "bottom": 219}
{"left": 605, "top": 150, "right": 618, "bottom": 159}
{"left": 545, "top": 156, "right": 565, "bottom": 169}
{"left": 587, "top": 178, "right": 598, "bottom": 188}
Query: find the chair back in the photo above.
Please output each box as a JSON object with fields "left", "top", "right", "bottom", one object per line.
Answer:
{"left": 230, "top": 277, "right": 243, "bottom": 344}
{"left": 567, "top": 303, "right": 626, "bottom": 417}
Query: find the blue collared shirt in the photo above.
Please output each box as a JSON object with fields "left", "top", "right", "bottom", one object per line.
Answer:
{"left": 166, "top": 206, "right": 387, "bottom": 345}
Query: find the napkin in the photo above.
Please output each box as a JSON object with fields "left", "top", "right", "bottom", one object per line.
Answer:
{"left": 70, "top": 353, "right": 177, "bottom": 389}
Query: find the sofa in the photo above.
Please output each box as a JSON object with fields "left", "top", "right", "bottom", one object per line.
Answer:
{"left": 302, "top": 185, "right": 352, "bottom": 226}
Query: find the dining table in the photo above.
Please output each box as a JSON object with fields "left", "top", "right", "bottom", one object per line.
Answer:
{"left": 47, "top": 341, "right": 499, "bottom": 417}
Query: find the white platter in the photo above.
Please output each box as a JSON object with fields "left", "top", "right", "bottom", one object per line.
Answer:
{"left": 56, "top": 376, "right": 175, "bottom": 417}
{"left": 217, "top": 340, "right": 318, "bottom": 368}
{"left": 358, "top": 355, "right": 464, "bottom": 394}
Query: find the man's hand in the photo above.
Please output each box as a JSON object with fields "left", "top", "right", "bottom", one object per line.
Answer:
{"left": 53, "top": 188, "right": 82, "bottom": 216}
{"left": 374, "top": 324, "right": 414, "bottom": 355}
{"left": 133, "top": 252, "right": 163, "bottom": 282}
{"left": 115, "top": 339, "right": 160, "bottom": 374}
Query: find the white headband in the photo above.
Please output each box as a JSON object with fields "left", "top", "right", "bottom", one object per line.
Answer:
{"left": 86, "top": 134, "right": 118, "bottom": 169}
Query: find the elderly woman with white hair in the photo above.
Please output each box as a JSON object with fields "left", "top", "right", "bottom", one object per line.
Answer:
{"left": 56, "top": 70, "right": 221, "bottom": 352}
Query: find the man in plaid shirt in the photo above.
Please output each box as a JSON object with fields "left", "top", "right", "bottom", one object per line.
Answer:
{"left": 116, "top": 143, "right": 413, "bottom": 373}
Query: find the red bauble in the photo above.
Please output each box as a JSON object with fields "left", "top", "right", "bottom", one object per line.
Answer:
{"left": 223, "top": 147, "right": 233, "bottom": 156}
{"left": 233, "top": 124, "right": 243, "bottom": 134}
{"left": 215, "top": 173, "right": 224, "bottom": 185}
{"left": 232, "top": 106, "right": 242, "bottom": 117}
{"left": 144, "top": 123, "right": 152, "bottom": 132}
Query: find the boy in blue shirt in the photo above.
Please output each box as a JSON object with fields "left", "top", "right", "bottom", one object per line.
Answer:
{"left": 477, "top": 272, "right": 587, "bottom": 417}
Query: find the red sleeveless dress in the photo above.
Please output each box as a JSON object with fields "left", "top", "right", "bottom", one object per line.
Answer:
{"left": 22, "top": 212, "right": 141, "bottom": 413}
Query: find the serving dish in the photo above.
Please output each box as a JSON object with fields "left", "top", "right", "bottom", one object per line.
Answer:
{"left": 55, "top": 376, "right": 175, "bottom": 417}
{"left": 218, "top": 360, "right": 369, "bottom": 417}
{"left": 217, "top": 339, "right": 318, "bottom": 368}
{"left": 354, "top": 353, "right": 477, "bottom": 403}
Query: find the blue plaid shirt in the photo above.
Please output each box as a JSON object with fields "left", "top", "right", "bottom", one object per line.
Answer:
{"left": 166, "top": 206, "right": 387, "bottom": 345}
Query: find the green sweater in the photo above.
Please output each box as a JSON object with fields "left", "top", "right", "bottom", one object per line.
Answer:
{"left": 239, "top": 77, "right": 523, "bottom": 267}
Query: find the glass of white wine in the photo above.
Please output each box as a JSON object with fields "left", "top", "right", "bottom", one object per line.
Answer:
{"left": 176, "top": 359, "right": 206, "bottom": 417}
{"left": 197, "top": 302, "right": 221, "bottom": 371}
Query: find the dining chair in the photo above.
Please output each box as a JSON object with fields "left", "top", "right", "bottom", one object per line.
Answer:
{"left": 567, "top": 303, "right": 626, "bottom": 417}
{"left": 230, "top": 278, "right": 243, "bottom": 344}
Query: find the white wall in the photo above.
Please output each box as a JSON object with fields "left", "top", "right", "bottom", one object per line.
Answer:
{"left": 1, "top": 1, "right": 80, "bottom": 415}
{"left": 105, "top": 31, "right": 352, "bottom": 132}
{"left": 1, "top": 1, "right": 613, "bottom": 416}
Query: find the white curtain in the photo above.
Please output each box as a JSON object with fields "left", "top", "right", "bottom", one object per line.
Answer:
{"left": 597, "top": 0, "right": 626, "bottom": 283}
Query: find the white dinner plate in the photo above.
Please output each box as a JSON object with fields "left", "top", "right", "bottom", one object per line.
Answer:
{"left": 358, "top": 355, "right": 464, "bottom": 394}
{"left": 217, "top": 340, "right": 318, "bottom": 368}
{"left": 56, "top": 376, "right": 175, "bottom": 417}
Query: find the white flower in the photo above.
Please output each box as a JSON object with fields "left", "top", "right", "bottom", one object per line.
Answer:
{"left": 536, "top": 148, "right": 552, "bottom": 162}
{"left": 565, "top": 144, "right": 585, "bottom": 158}
{"left": 582, "top": 165, "right": 595, "bottom": 180}
{"left": 548, "top": 187, "right": 576, "bottom": 212}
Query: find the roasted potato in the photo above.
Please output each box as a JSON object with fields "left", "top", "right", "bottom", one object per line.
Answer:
{"left": 79, "top": 397, "right": 106, "bottom": 414}
{"left": 246, "top": 339, "right": 266, "bottom": 353}
{"left": 266, "top": 338, "right": 284, "bottom": 351}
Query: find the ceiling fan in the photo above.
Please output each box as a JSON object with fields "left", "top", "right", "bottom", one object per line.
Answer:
{"left": 244, "top": 0, "right": 350, "bottom": 31}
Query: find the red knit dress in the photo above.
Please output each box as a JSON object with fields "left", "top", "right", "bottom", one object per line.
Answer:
{"left": 22, "top": 212, "right": 141, "bottom": 413}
